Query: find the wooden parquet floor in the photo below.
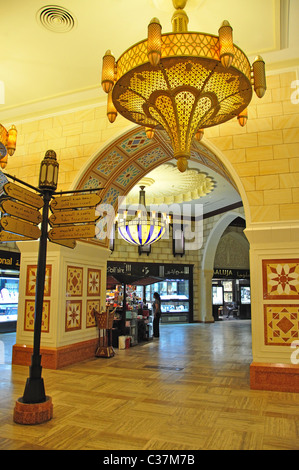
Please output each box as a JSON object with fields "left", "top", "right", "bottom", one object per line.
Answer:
{"left": 0, "top": 321, "right": 299, "bottom": 450}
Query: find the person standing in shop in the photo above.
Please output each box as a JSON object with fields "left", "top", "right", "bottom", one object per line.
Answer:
{"left": 153, "top": 292, "right": 161, "bottom": 338}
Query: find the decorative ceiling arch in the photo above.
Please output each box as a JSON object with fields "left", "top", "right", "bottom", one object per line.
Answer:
{"left": 76, "top": 125, "right": 238, "bottom": 211}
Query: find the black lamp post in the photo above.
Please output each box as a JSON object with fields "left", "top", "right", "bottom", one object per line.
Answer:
{"left": 22, "top": 150, "right": 58, "bottom": 404}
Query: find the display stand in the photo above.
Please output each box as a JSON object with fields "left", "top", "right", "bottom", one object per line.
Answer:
{"left": 94, "top": 307, "right": 116, "bottom": 358}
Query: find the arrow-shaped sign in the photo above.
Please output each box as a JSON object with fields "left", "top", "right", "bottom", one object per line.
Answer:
{"left": 3, "top": 182, "right": 44, "bottom": 209}
{"left": 0, "top": 215, "right": 41, "bottom": 239}
{"left": 50, "top": 193, "right": 101, "bottom": 211}
{"left": 0, "top": 231, "right": 31, "bottom": 242}
{"left": 49, "top": 207, "right": 99, "bottom": 226}
{"left": 48, "top": 223, "right": 96, "bottom": 240}
{"left": 0, "top": 199, "right": 42, "bottom": 225}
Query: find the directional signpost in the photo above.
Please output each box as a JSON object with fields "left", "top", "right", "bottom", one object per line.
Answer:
{"left": 48, "top": 223, "right": 97, "bottom": 240}
{"left": 50, "top": 192, "right": 101, "bottom": 210}
{"left": 3, "top": 182, "right": 44, "bottom": 209}
{"left": 0, "top": 179, "right": 102, "bottom": 248}
{"left": 48, "top": 192, "right": 101, "bottom": 248}
{"left": 0, "top": 199, "right": 42, "bottom": 225}
{"left": 0, "top": 150, "right": 104, "bottom": 426}
{"left": 0, "top": 215, "right": 41, "bottom": 239}
{"left": 0, "top": 231, "right": 31, "bottom": 242}
{"left": 49, "top": 207, "right": 98, "bottom": 226}
{"left": 0, "top": 179, "right": 43, "bottom": 242}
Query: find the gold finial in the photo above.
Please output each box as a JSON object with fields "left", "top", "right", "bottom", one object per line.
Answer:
{"left": 172, "top": 0, "right": 189, "bottom": 32}
{"left": 173, "top": 0, "right": 187, "bottom": 9}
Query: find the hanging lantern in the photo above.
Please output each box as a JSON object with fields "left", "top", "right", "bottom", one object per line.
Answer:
{"left": 118, "top": 186, "right": 167, "bottom": 246}
{"left": 218, "top": 20, "right": 234, "bottom": 68}
{"left": 101, "top": 50, "right": 115, "bottom": 94}
{"left": 237, "top": 108, "right": 248, "bottom": 127}
{"left": 39, "top": 150, "right": 59, "bottom": 190}
{"left": 148, "top": 18, "right": 162, "bottom": 66}
{"left": 252, "top": 56, "right": 267, "bottom": 98}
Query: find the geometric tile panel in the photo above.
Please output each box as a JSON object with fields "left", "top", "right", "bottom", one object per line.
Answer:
{"left": 120, "top": 131, "right": 150, "bottom": 155}
{"left": 86, "top": 299, "right": 99, "bottom": 328}
{"left": 65, "top": 300, "right": 82, "bottom": 332}
{"left": 66, "top": 266, "right": 83, "bottom": 297}
{"left": 96, "top": 150, "right": 124, "bottom": 176}
{"left": 115, "top": 164, "right": 141, "bottom": 188}
{"left": 101, "top": 186, "right": 121, "bottom": 209}
{"left": 26, "top": 265, "right": 52, "bottom": 296}
{"left": 262, "top": 259, "right": 299, "bottom": 299}
{"left": 24, "top": 299, "right": 50, "bottom": 333}
{"left": 82, "top": 174, "right": 103, "bottom": 190}
{"left": 264, "top": 304, "right": 299, "bottom": 346}
{"left": 87, "top": 268, "right": 101, "bottom": 296}
{"left": 136, "top": 147, "right": 167, "bottom": 169}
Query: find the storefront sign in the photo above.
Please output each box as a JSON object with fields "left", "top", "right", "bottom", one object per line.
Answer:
{"left": 0, "top": 250, "right": 20, "bottom": 270}
{"left": 213, "top": 268, "right": 250, "bottom": 279}
{"left": 162, "top": 264, "right": 190, "bottom": 278}
{"left": 108, "top": 261, "right": 159, "bottom": 278}
{"left": 107, "top": 261, "right": 192, "bottom": 280}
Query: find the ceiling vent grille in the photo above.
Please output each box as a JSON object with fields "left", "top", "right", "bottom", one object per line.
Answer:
{"left": 37, "top": 5, "right": 76, "bottom": 33}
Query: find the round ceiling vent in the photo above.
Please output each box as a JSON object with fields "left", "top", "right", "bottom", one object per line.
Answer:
{"left": 37, "top": 5, "right": 76, "bottom": 33}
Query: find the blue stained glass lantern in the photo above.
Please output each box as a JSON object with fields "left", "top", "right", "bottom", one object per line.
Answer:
{"left": 118, "top": 186, "right": 167, "bottom": 246}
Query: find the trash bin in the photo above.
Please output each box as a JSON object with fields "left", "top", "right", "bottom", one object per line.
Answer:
{"left": 118, "top": 336, "right": 126, "bottom": 349}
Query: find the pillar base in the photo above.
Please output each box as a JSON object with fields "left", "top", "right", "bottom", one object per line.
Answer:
{"left": 12, "top": 338, "right": 99, "bottom": 369}
{"left": 250, "top": 362, "right": 299, "bottom": 393}
{"left": 13, "top": 396, "right": 53, "bottom": 425}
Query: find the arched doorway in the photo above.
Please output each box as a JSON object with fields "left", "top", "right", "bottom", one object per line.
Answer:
{"left": 212, "top": 216, "right": 250, "bottom": 321}
{"left": 73, "top": 126, "right": 243, "bottom": 232}
{"left": 72, "top": 125, "right": 251, "bottom": 325}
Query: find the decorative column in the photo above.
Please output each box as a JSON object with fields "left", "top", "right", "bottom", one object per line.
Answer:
{"left": 245, "top": 222, "right": 299, "bottom": 393}
{"left": 198, "top": 269, "right": 214, "bottom": 323}
{"left": 13, "top": 240, "right": 110, "bottom": 371}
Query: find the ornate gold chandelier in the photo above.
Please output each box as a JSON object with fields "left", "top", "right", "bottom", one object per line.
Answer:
{"left": 101, "top": 0, "right": 266, "bottom": 173}
{"left": 0, "top": 124, "right": 17, "bottom": 169}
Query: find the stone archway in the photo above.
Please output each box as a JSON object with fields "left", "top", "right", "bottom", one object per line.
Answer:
{"left": 73, "top": 125, "right": 243, "bottom": 243}
{"left": 72, "top": 125, "right": 251, "bottom": 325}
{"left": 200, "top": 211, "right": 247, "bottom": 322}
{"left": 202, "top": 212, "right": 246, "bottom": 273}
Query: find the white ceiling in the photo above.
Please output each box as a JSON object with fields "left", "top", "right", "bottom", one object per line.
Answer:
{"left": 1, "top": 0, "right": 298, "bottom": 120}
{"left": 1, "top": 0, "right": 298, "bottom": 215}
{"left": 124, "top": 158, "right": 242, "bottom": 215}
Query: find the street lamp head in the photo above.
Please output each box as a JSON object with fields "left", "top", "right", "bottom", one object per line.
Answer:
{"left": 39, "top": 150, "right": 59, "bottom": 191}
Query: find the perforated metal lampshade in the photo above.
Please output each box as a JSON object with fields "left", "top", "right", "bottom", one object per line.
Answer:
{"left": 0, "top": 124, "right": 17, "bottom": 169}
{"left": 101, "top": 0, "right": 266, "bottom": 173}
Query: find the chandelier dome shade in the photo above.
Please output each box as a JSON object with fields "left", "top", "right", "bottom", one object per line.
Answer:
{"left": 101, "top": 1, "right": 266, "bottom": 173}
{"left": 117, "top": 186, "right": 168, "bottom": 246}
